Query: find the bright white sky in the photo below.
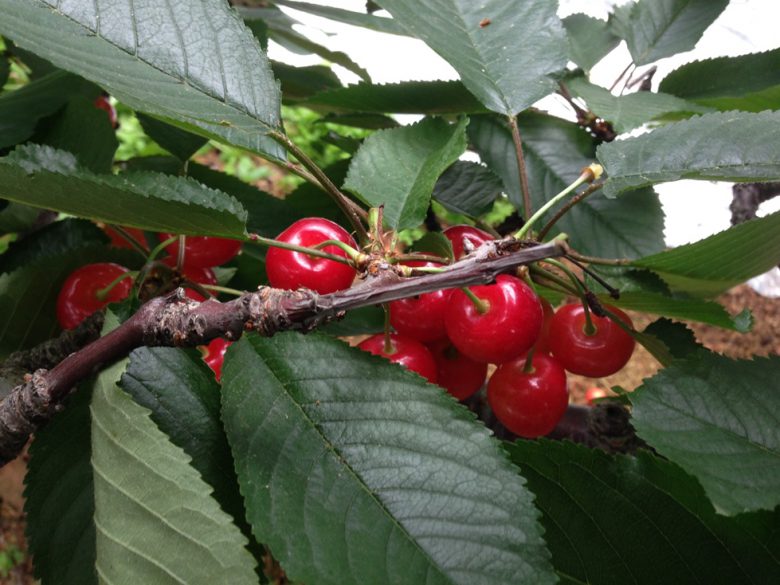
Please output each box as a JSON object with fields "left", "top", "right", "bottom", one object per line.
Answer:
{"left": 268, "top": 0, "right": 780, "bottom": 253}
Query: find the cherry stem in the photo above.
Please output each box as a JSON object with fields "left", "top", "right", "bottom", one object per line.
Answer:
{"left": 176, "top": 235, "right": 186, "bottom": 270}
{"left": 95, "top": 272, "right": 136, "bottom": 302}
{"left": 382, "top": 304, "right": 394, "bottom": 354}
{"left": 271, "top": 131, "right": 369, "bottom": 243}
{"left": 507, "top": 115, "right": 533, "bottom": 221}
{"left": 523, "top": 346, "right": 537, "bottom": 374}
{"left": 461, "top": 287, "right": 489, "bottom": 315}
{"left": 248, "top": 234, "right": 353, "bottom": 266}
{"left": 609, "top": 61, "right": 635, "bottom": 93}
{"left": 528, "top": 265, "right": 579, "bottom": 296}
{"left": 540, "top": 259, "right": 586, "bottom": 295}
{"left": 565, "top": 255, "right": 621, "bottom": 299}
{"left": 147, "top": 235, "right": 179, "bottom": 263}
{"left": 312, "top": 239, "right": 362, "bottom": 261}
{"left": 391, "top": 253, "right": 451, "bottom": 264}
{"left": 514, "top": 165, "right": 601, "bottom": 240}
{"left": 109, "top": 225, "right": 148, "bottom": 257}
{"left": 566, "top": 252, "right": 632, "bottom": 266}
{"left": 537, "top": 182, "right": 604, "bottom": 241}
{"left": 201, "top": 284, "right": 243, "bottom": 297}
{"left": 581, "top": 300, "right": 597, "bottom": 336}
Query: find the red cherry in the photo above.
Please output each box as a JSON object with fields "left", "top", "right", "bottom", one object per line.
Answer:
{"left": 202, "top": 338, "right": 232, "bottom": 381}
{"left": 56, "top": 262, "right": 132, "bottom": 329}
{"left": 443, "top": 225, "right": 492, "bottom": 259}
{"left": 487, "top": 353, "right": 569, "bottom": 438}
{"left": 94, "top": 95, "right": 117, "bottom": 128}
{"left": 266, "top": 218, "right": 357, "bottom": 294}
{"left": 445, "top": 274, "right": 543, "bottom": 364}
{"left": 358, "top": 333, "right": 438, "bottom": 383}
{"left": 160, "top": 234, "right": 242, "bottom": 268}
{"left": 103, "top": 225, "right": 147, "bottom": 251}
{"left": 585, "top": 387, "right": 609, "bottom": 405}
{"left": 533, "top": 298, "right": 555, "bottom": 354}
{"left": 427, "top": 340, "right": 487, "bottom": 400}
{"left": 390, "top": 262, "right": 452, "bottom": 342}
{"left": 548, "top": 303, "right": 635, "bottom": 377}
{"left": 162, "top": 258, "right": 216, "bottom": 302}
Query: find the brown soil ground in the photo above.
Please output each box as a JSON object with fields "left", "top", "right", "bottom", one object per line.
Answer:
{"left": 0, "top": 284, "right": 776, "bottom": 583}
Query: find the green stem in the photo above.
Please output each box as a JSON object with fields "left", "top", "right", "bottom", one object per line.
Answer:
{"left": 271, "top": 131, "right": 369, "bottom": 243}
{"left": 382, "top": 304, "right": 394, "bottom": 354}
{"left": 96, "top": 272, "right": 136, "bottom": 302}
{"left": 201, "top": 284, "right": 244, "bottom": 297}
{"left": 147, "top": 235, "right": 179, "bottom": 263}
{"left": 515, "top": 168, "right": 597, "bottom": 240}
{"left": 249, "top": 234, "right": 353, "bottom": 265}
{"left": 312, "top": 239, "right": 362, "bottom": 261}
{"left": 528, "top": 265, "right": 579, "bottom": 296}
{"left": 581, "top": 298, "right": 597, "bottom": 336}
{"left": 540, "top": 259, "right": 586, "bottom": 295}
{"left": 537, "top": 182, "right": 603, "bottom": 241}
{"left": 567, "top": 252, "right": 632, "bottom": 266}
{"left": 176, "top": 235, "right": 186, "bottom": 269}
{"left": 523, "top": 345, "right": 537, "bottom": 373}
{"left": 391, "top": 253, "right": 451, "bottom": 265}
{"left": 461, "top": 287, "right": 489, "bottom": 314}
{"left": 109, "top": 225, "right": 148, "bottom": 257}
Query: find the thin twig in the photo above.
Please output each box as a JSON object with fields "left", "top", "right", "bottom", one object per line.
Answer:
{"left": 537, "top": 182, "right": 603, "bottom": 241}
{"left": 609, "top": 61, "right": 634, "bottom": 93}
{"left": 506, "top": 116, "right": 533, "bottom": 221}
{"left": 567, "top": 252, "right": 632, "bottom": 266}
{"left": 271, "top": 131, "right": 369, "bottom": 242}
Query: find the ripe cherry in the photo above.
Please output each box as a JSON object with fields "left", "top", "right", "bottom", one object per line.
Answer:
{"left": 266, "top": 218, "right": 357, "bottom": 294}
{"left": 160, "top": 234, "right": 242, "bottom": 268}
{"left": 358, "top": 333, "right": 438, "bottom": 383}
{"left": 162, "top": 258, "right": 216, "bottom": 302}
{"left": 487, "top": 352, "right": 568, "bottom": 438}
{"left": 390, "top": 262, "right": 451, "bottom": 342}
{"left": 443, "top": 225, "right": 492, "bottom": 259}
{"left": 548, "top": 303, "right": 635, "bottom": 377}
{"left": 533, "top": 298, "right": 555, "bottom": 354}
{"left": 445, "top": 274, "right": 543, "bottom": 364}
{"left": 427, "top": 340, "right": 487, "bottom": 400}
{"left": 202, "top": 338, "right": 232, "bottom": 381}
{"left": 56, "top": 262, "right": 132, "bottom": 329}
{"left": 103, "top": 225, "right": 147, "bottom": 251}
{"left": 94, "top": 95, "right": 118, "bottom": 128}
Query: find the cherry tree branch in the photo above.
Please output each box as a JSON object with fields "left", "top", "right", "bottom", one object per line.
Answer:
{"left": 0, "top": 239, "right": 565, "bottom": 466}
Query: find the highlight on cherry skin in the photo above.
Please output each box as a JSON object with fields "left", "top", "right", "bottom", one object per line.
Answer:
{"left": 443, "top": 225, "right": 493, "bottom": 259}
{"left": 487, "top": 352, "right": 569, "bottom": 438}
{"left": 548, "top": 303, "right": 636, "bottom": 378}
{"left": 444, "top": 274, "right": 544, "bottom": 364}
{"left": 266, "top": 217, "right": 357, "bottom": 295}
{"left": 160, "top": 233, "right": 243, "bottom": 268}
{"left": 358, "top": 333, "right": 438, "bottom": 384}
{"left": 56, "top": 262, "right": 133, "bottom": 329}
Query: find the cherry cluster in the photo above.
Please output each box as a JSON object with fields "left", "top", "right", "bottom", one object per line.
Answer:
{"left": 54, "top": 217, "right": 635, "bottom": 439}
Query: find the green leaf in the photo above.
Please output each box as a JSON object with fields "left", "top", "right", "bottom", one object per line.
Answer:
{"left": 566, "top": 76, "right": 712, "bottom": 133}
{"left": 318, "top": 113, "right": 399, "bottom": 130}
{"left": 659, "top": 48, "right": 780, "bottom": 112}
{"left": 0, "top": 201, "right": 40, "bottom": 233}
{"left": 468, "top": 114, "right": 665, "bottom": 258}
{"left": 598, "top": 111, "right": 780, "bottom": 197}
{"left": 0, "top": 55, "right": 9, "bottom": 88}
{"left": 222, "top": 332, "right": 556, "bottom": 585}
{"left": 25, "top": 387, "right": 97, "bottom": 585}
{"left": 0, "top": 245, "right": 139, "bottom": 356}
{"left": 601, "top": 291, "right": 751, "bottom": 331}
{"left": 432, "top": 161, "right": 504, "bottom": 217}
{"left": 304, "top": 80, "right": 488, "bottom": 114}
{"left": 632, "top": 212, "right": 780, "bottom": 296}
{"left": 0, "top": 0, "right": 284, "bottom": 161}
{"left": 120, "top": 347, "right": 250, "bottom": 531}
{"left": 0, "top": 70, "right": 97, "bottom": 149}
{"left": 631, "top": 352, "right": 780, "bottom": 515}
{"left": 319, "top": 305, "right": 385, "bottom": 336}
{"left": 91, "top": 358, "right": 258, "bottom": 583}
{"left": 344, "top": 117, "right": 468, "bottom": 229}
{"left": 137, "top": 114, "right": 208, "bottom": 162}
{"left": 611, "top": 0, "right": 729, "bottom": 66}
{"left": 410, "top": 231, "right": 455, "bottom": 262}
{"left": 507, "top": 440, "right": 780, "bottom": 584}
{"left": 562, "top": 14, "right": 620, "bottom": 72}
{"left": 0, "top": 218, "right": 107, "bottom": 274}
{"left": 0, "top": 145, "right": 247, "bottom": 237}
{"left": 375, "top": 0, "right": 567, "bottom": 115}
{"left": 239, "top": 5, "right": 370, "bottom": 82}
{"left": 272, "top": 62, "right": 342, "bottom": 102}
{"left": 643, "top": 318, "right": 703, "bottom": 359}
{"left": 270, "top": 0, "right": 407, "bottom": 36}
{"left": 34, "top": 96, "right": 118, "bottom": 173}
